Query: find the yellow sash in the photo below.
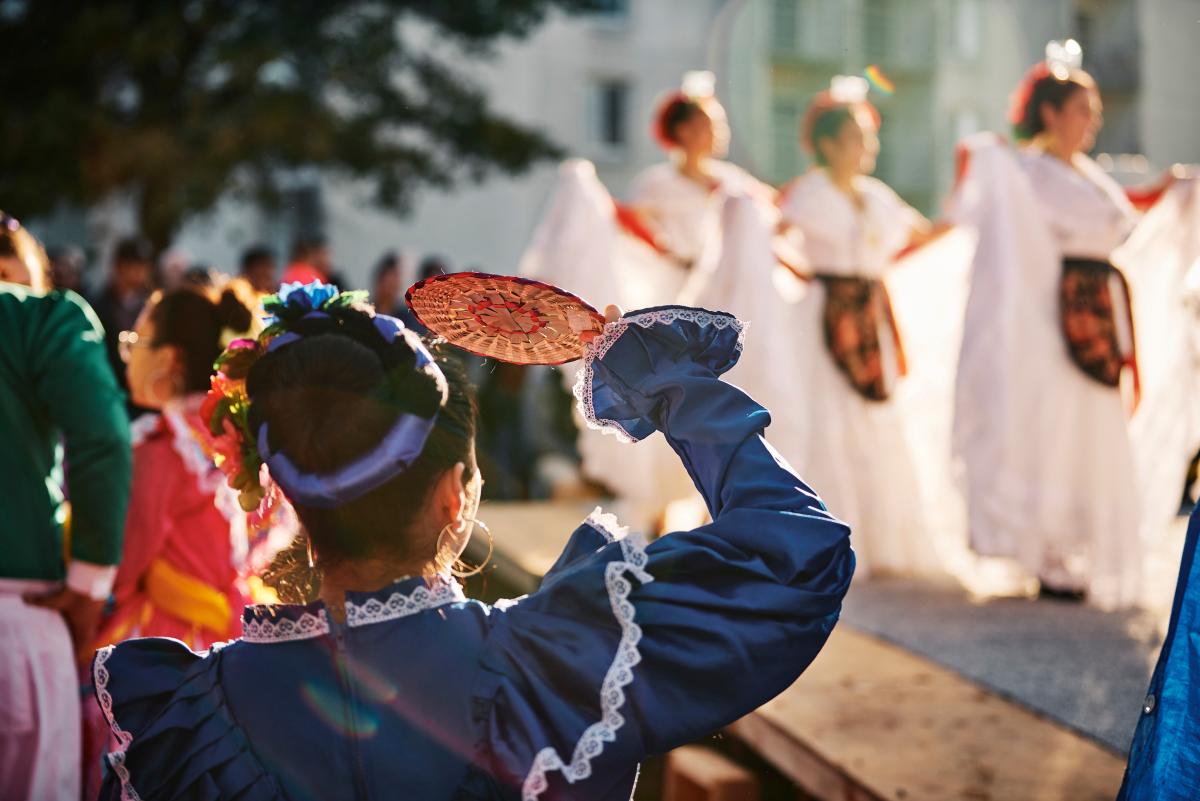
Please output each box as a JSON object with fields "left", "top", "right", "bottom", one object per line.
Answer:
{"left": 144, "top": 558, "right": 231, "bottom": 635}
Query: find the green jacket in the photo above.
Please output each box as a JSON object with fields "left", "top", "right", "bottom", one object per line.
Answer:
{"left": 0, "top": 282, "right": 131, "bottom": 582}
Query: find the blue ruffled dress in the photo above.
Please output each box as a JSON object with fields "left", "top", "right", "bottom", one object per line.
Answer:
{"left": 1118, "top": 502, "right": 1200, "bottom": 800}
{"left": 93, "top": 306, "right": 855, "bottom": 801}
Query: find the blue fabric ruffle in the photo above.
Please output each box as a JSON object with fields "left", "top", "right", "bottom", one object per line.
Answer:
{"left": 94, "top": 639, "right": 285, "bottom": 801}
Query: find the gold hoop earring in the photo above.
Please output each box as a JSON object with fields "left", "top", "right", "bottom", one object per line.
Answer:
{"left": 306, "top": 535, "right": 316, "bottom": 569}
{"left": 436, "top": 518, "right": 493, "bottom": 579}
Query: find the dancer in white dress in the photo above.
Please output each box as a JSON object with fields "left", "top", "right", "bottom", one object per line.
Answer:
{"left": 777, "top": 77, "right": 947, "bottom": 578}
{"left": 951, "top": 42, "right": 1200, "bottom": 608}
{"left": 629, "top": 71, "right": 775, "bottom": 304}
{"left": 521, "top": 72, "right": 775, "bottom": 533}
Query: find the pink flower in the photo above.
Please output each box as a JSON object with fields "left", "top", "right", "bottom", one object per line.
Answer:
{"left": 212, "top": 418, "right": 249, "bottom": 487}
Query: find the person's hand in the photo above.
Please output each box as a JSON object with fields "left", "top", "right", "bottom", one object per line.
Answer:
{"left": 24, "top": 586, "right": 106, "bottom": 666}
{"left": 581, "top": 305, "right": 622, "bottom": 345}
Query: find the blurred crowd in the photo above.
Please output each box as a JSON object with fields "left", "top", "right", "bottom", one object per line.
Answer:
{"left": 45, "top": 231, "right": 590, "bottom": 506}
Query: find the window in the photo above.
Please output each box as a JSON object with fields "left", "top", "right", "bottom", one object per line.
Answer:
{"left": 771, "top": 0, "right": 798, "bottom": 52}
{"left": 863, "top": 0, "right": 889, "bottom": 63}
{"left": 589, "top": 80, "right": 628, "bottom": 149}
{"left": 955, "top": 0, "right": 981, "bottom": 60}
{"left": 798, "top": 0, "right": 844, "bottom": 61}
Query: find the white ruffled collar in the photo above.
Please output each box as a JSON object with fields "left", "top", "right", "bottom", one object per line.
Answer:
{"left": 241, "top": 574, "right": 465, "bottom": 643}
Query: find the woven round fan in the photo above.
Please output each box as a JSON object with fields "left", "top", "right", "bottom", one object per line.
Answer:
{"left": 404, "top": 272, "right": 605, "bottom": 365}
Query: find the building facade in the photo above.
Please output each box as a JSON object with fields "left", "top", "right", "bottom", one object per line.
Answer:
{"left": 38, "top": 0, "right": 1200, "bottom": 289}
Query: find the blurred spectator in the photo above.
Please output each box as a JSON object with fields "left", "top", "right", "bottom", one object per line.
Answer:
{"left": 420, "top": 253, "right": 451, "bottom": 280}
{"left": 395, "top": 254, "right": 451, "bottom": 333}
{"left": 476, "top": 362, "right": 536, "bottom": 500}
{"left": 281, "top": 234, "right": 331, "bottom": 285}
{"left": 0, "top": 214, "right": 131, "bottom": 801}
{"left": 46, "top": 244, "right": 86, "bottom": 294}
{"left": 371, "top": 250, "right": 405, "bottom": 317}
{"left": 524, "top": 366, "right": 589, "bottom": 500}
{"left": 158, "top": 248, "right": 190, "bottom": 291}
{"left": 180, "top": 264, "right": 216, "bottom": 289}
{"left": 239, "top": 244, "right": 278, "bottom": 294}
{"left": 101, "top": 284, "right": 256, "bottom": 647}
{"left": 83, "top": 284, "right": 256, "bottom": 797}
{"left": 91, "top": 236, "right": 154, "bottom": 399}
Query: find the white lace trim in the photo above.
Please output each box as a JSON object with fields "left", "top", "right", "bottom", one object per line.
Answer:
{"left": 93, "top": 645, "right": 142, "bottom": 801}
{"left": 127, "top": 414, "right": 160, "bottom": 449}
{"left": 345, "top": 576, "right": 466, "bottom": 628}
{"left": 571, "top": 307, "right": 747, "bottom": 442}
{"left": 521, "top": 510, "right": 653, "bottom": 801}
{"left": 242, "top": 608, "right": 331, "bottom": 643}
{"left": 584, "top": 507, "right": 628, "bottom": 543}
{"left": 161, "top": 400, "right": 225, "bottom": 498}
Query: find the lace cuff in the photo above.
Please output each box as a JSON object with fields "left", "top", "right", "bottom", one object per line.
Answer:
{"left": 572, "top": 305, "right": 746, "bottom": 442}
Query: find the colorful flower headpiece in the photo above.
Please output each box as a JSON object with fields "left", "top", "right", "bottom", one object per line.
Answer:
{"left": 652, "top": 70, "right": 721, "bottom": 151}
{"left": 199, "top": 281, "right": 446, "bottom": 522}
{"left": 1008, "top": 39, "right": 1085, "bottom": 138}
{"left": 801, "top": 75, "right": 882, "bottom": 155}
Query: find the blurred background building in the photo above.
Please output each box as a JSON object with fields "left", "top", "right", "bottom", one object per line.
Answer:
{"left": 32, "top": 0, "right": 1200, "bottom": 290}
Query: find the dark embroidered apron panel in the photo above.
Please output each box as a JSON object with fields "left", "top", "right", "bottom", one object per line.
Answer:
{"left": 1059, "top": 257, "right": 1137, "bottom": 390}
{"left": 815, "top": 274, "right": 907, "bottom": 402}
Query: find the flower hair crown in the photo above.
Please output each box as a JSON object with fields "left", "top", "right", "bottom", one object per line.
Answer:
{"left": 1008, "top": 39, "right": 1085, "bottom": 137}
{"left": 652, "top": 70, "right": 720, "bottom": 150}
{"left": 801, "top": 75, "right": 882, "bottom": 154}
{"left": 200, "top": 281, "right": 446, "bottom": 522}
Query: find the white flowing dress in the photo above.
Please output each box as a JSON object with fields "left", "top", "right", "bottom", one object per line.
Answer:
{"left": 777, "top": 169, "right": 946, "bottom": 577}
{"left": 522, "top": 159, "right": 756, "bottom": 532}
{"left": 951, "top": 137, "right": 1200, "bottom": 609}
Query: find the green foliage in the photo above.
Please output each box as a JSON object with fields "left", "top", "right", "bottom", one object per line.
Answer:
{"left": 0, "top": 0, "right": 603, "bottom": 249}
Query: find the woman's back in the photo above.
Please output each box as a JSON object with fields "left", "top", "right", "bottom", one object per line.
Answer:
{"left": 94, "top": 290, "right": 854, "bottom": 801}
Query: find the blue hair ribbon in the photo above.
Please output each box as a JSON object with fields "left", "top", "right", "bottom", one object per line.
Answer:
{"left": 258, "top": 410, "right": 439, "bottom": 508}
{"left": 258, "top": 310, "right": 448, "bottom": 507}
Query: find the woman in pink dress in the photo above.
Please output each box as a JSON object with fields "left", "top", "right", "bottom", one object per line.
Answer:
{"left": 96, "top": 284, "right": 258, "bottom": 649}
{"left": 84, "top": 283, "right": 257, "bottom": 798}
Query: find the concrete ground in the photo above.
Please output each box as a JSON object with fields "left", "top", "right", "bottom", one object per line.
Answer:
{"left": 841, "top": 515, "right": 1189, "bottom": 753}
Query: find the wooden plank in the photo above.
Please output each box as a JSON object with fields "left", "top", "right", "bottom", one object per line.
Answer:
{"left": 730, "top": 628, "right": 1126, "bottom": 801}
{"left": 664, "top": 746, "right": 761, "bottom": 801}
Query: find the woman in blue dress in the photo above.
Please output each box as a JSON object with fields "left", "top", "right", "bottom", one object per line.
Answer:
{"left": 93, "top": 282, "right": 855, "bottom": 801}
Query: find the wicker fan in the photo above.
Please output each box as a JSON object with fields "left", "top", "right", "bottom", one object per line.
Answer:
{"left": 404, "top": 272, "right": 605, "bottom": 365}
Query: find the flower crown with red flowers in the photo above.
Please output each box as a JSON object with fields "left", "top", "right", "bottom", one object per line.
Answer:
{"left": 199, "top": 280, "right": 445, "bottom": 525}
{"left": 651, "top": 70, "right": 721, "bottom": 151}
{"left": 1008, "top": 39, "right": 1085, "bottom": 140}
{"left": 801, "top": 75, "right": 882, "bottom": 155}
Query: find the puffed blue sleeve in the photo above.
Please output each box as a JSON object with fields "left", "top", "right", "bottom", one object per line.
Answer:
{"left": 92, "top": 639, "right": 285, "bottom": 801}
{"left": 473, "top": 306, "right": 854, "bottom": 801}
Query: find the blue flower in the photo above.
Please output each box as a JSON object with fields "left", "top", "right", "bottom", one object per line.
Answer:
{"left": 277, "top": 280, "right": 340, "bottom": 312}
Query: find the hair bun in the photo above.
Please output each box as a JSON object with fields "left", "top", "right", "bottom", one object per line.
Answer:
{"left": 216, "top": 287, "right": 253, "bottom": 332}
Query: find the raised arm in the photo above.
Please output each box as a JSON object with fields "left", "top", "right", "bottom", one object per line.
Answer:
{"left": 483, "top": 306, "right": 854, "bottom": 799}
